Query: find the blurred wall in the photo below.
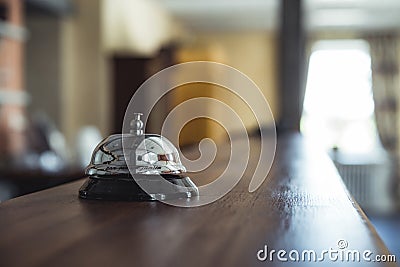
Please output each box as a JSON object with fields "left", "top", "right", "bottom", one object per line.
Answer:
{"left": 26, "top": 0, "right": 111, "bottom": 149}
{"left": 175, "top": 32, "right": 278, "bottom": 137}
{"left": 102, "top": 0, "right": 184, "bottom": 56}
{"left": 26, "top": 15, "right": 62, "bottom": 129}
{"left": 61, "top": 0, "right": 110, "bottom": 147}
{"left": 26, "top": 0, "right": 279, "bottom": 151}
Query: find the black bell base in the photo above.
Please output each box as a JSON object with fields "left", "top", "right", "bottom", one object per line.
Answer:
{"left": 79, "top": 177, "right": 155, "bottom": 201}
{"left": 79, "top": 174, "right": 198, "bottom": 201}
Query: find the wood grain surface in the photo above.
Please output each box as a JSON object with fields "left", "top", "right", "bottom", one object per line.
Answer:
{"left": 0, "top": 133, "right": 396, "bottom": 267}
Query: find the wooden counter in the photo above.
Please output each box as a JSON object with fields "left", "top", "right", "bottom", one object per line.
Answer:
{"left": 0, "top": 133, "right": 396, "bottom": 267}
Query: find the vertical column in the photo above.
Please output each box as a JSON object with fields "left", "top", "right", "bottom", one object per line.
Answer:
{"left": 278, "top": 0, "right": 305, "bottom": 132}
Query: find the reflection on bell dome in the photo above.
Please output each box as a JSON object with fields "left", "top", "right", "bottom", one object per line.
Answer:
{"left": 86, "top": 134, "right": 128, "bottom": 177}
{"left": 135, "top": 135, "right": 186, "bottom": 174}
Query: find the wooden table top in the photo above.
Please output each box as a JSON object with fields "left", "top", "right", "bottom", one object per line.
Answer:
{"left": 0, "top": 133, "right": 396, "bottom": 267}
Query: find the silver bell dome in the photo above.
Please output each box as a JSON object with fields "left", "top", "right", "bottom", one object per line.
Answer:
{"left": 86, "top": 113, "right": 186, "bottom": 177}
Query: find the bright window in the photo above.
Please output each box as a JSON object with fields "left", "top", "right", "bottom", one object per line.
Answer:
{"left": 301, "top": 40, "right": 380, "bottom": 154}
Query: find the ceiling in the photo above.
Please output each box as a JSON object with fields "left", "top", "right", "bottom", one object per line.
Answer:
{"left": 155, "top": 0, "right": 400, "bottom": 32}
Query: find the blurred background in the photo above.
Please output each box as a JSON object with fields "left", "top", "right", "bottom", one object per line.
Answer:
{"left": 0, "top": 0, "right": 399, "bottom": 257}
